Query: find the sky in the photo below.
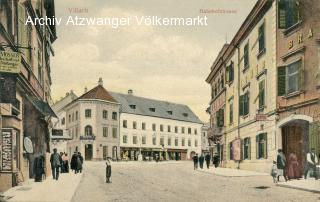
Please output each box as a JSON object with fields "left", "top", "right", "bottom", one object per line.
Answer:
{"left": 51, "top": 0, "right": 257, "bottom": 122}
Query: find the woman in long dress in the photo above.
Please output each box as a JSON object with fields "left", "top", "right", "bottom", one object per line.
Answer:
{"left": 287, "top": 152, "right": 300, "bottom": 180}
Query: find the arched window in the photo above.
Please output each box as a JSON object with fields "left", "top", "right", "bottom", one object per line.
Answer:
{"left": 85, "top": 125, "right": 93, "bottom": 136}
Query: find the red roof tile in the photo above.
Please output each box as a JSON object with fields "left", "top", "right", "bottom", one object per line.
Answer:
{"left": 78, "top": 85, "right": 117, "bottom": 103}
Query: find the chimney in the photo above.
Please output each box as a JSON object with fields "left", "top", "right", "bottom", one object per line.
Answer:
{"left": 98, "top": 78, "right": 103, "bottom": 86}
{"left": 84, "top": 87, "right": 88, "bottom": 93}
{"left": 128, "top": 89, "right": 133, "bottom": 95}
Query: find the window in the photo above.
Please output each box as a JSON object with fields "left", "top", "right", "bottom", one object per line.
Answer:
{"left": 216, "top": 108, "right": 224, "bottom": 127}
{"left": 75, "top": 111, "right": 78, "bottom": 120}
{"left": 152, "top": 136, "right": 156, "bottom": 145}
{"left": 133, "top": 121, "right": 137, "bottom": 129}
{"left": 239, "top": 92, "right": 249, "bottom": 116}
{"left": 142, "top": 122, "right": 146, "bottom": 130}
{"left": 167, "top": 111, "right": 173, "bottom": 115}
{"left": 103, "top": 146, "right": 108, "bottom": 159}
{"left": 72, "top": 113, "right": 74, "bottom": 122}
{"left": 258, "top": 80, "right": 265, "bottom": 109}
{"left": 141, "top": 136, "right": 146, "bottom": 144}
{"left": 229, "top": 142, "right": 233, "bottom": 160}
{"left": 221, "top": 75, "right": 224, "bottom": 89}
{"left": 123, "top": 135, "right": 127, "bottom": 143}
{"left": 133, "top": 136, "right": 137, "bottom": 144}
{"left": 183, "top": 113, "right": 188, "bottom": 117}
{"left": 152, "top": 124, "right": 156, "bottom": 131}
{"left": 112, "top": 112, "right": 117, "bottom": 120}
{"left": 167, "top": 125, "right": 171, "bottom": 132}
{"left": 188, "top": 128, "right": 191, "bottom": 134}
{"left": 229, "top": 99, "right": 234, "bottom": 124}
{"left": 160, "top": 137, "right": 164, "bottom": 146}
{"left": 195, "top": 140, "right": 198, "bottom": 147}
{"left": 61, "top": 117, "right": 65, "bottom": 125}
{"left": 278, "top": 0, "right": 300, "bottom": 29}
{"left": 103, "top": 127, "right": 108, "bottom": 137}
{"left": 194, "top": 129, "right": 197, "bottom": 135}
{"left": 244, "top": 42, "right": 249, "bottom": 69}
{"left": 226, "top": 61, "right": 234, "bottom": 83}
{"left": 256, "top": 133, "right": 267, "bottom": 159}
{"left": 181, "top": 127, "right": 185, "bottom": 134}
{"left": 175, "top": 138, "right": 178, "bottom": 146}
{"left": 129, "top": 104, "right": 136, "bottom": 109}
{"left": 258, "top": 23, "right": 265, "bottom": 54}
{"left": 160, "top": 124, "right": 164, "bottom": 132}
{"left": 277, "top": 60, "right": 303, "bottom": 96}
{"left": 112, "top": 128, "right": 117, "bottom": 138}
{"left": 68, "top": 114, "right": 71, "bottom": 122}
{"left": 85, "top": 125, "right": 93, "bottom": 136}
{"left": 149, "top": 108, "right": 155, "bottom": 112}
{"left": 123, "top": 120, "right": 127, "bottom": 128}
{"left": 85, "top": 109, "right": 91, "bottom": 118}
{"left": 243, "top": 137, "right": 251, "bottom": 160}
{"left": 182, "top": 138, "right": 185, "bottom": 146}
{"left": 174, "top": 126, "right": 178, "bottom": 133}
{"left": 103, "top": 110, "right": 108, "bottom": 119}
{"left": 168, "top": 138, "right": 171, "bottom": 146}
{"left": 188, "top": 139, "right": 191, "bottom": 147}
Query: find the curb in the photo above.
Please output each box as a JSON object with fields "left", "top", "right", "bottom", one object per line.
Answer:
{"left": 276, "top": 183, "right": 320, "bottom": 194}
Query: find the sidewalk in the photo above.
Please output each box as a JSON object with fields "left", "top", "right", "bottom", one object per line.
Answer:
{"left": 2, "top": 172, "right": 82, "bottom": 202}
{"left": 277, "top": 179, "right": 320, "bottom": 193}
{"left": 196, "top": 167, "right": 268, "bottom": 177}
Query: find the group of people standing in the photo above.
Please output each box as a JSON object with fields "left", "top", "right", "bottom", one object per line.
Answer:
{"left": 271, "top": 148, "right": 319, "bottom": 183}
{"left": 192, "top": 153, "right": 219, "bottom": 170}
{"left": 50, "top": 149, "right": 84, "bottom": 180}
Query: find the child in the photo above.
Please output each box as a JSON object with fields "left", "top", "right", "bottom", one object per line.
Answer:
{"left": 271, "top": 160, "right": 278, "bottom": 183}
{"left": 106, "top": 158, "right": 112, "bottom": 183}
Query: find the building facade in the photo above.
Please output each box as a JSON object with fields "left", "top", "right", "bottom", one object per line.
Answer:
{"left": 201, "top": 123, "right": 210, "bottom": 154}
{"left": 66, "top": 79, "right": 121, "bottom": 161}
{"left": 0, "top": 0, "right": 56, "bottom": 191}
{"left": 110, "top": 91, "right": 203, "bottom": 161}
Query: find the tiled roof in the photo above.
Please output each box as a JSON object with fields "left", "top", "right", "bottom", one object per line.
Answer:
{"left": 110, "top": 92, "right": 203, "bottom": 124}
{"left": 78, "top": 85, "right": 117, "bottom": 103}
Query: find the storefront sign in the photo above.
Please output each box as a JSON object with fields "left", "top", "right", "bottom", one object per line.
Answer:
{"left": 1, "top": 131, "right": 12, "bottom": 171}
{"left": 80, "top": 136, "right": 95, "bottom": 140}
{"left": 52, "top": 129, "right": 63, "bottom": 136}
{"left": 0, "top": 51, "right": 21, "bottom": 73}
{"left": 232, "top": 138, "right": 241, "bottom": 161}
{"left": 24, "top": 137, "right": 33, "bottom": 153}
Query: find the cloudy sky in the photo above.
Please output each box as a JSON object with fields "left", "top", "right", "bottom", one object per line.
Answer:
{"left": 51, "top": 0, "right": 257, "bottom": 122}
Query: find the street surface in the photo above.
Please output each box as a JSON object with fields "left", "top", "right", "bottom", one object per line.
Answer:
{"left": 72, "top": 161, "right": 319, "bottom": 202}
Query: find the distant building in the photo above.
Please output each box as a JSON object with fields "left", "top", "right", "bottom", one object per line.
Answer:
{"left": 66, "top": 79, "right": 121, "bottom": 160}
{"left": 201, "top": 123, "right": 210, "bottom": 154}
{"left": 110, "top": 90, "right": 203, "bottom": 161}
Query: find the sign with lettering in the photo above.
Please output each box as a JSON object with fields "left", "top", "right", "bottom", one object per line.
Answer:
{"left": 0, "top": 51, "right": 21, "bottom": 73}
{"left": 232, "top": 138, "right": 241, "bottom": 161}
{"left": 80, "top": 136, "right": 95, "bottom": 140}
{"left": 52, "top": 129, "right": 63, "bottom": 136}
{"left": 2, "top": 131, "right": 12, "bottom": 171}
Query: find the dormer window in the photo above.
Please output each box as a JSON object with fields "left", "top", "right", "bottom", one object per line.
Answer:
{"left": 183, "top": 113, "right": 188, "bottom": 117}
{"left": 129, "top": 104, "right": 136, "bottom": 109}
{"left": 149, "top": 108, "right": 155, "bottom": 112}
{"left": 167, "top": 111, "right": 173, "bottom": 115}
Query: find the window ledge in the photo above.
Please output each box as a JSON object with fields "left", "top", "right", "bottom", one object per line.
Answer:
{"left": 282, "top": 91, "right": 304, "bottom": 99}
{"left": 241, "top": 114, "right": 249, "bottom": 119}
{"left": 257, "top": 48, "right": 266, "bottom": 59}
{"left": 283, "top": 21, "right": 303, "bottom": 37}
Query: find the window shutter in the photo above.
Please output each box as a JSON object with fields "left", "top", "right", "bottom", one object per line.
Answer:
{"left": 239, "top": 95, "right": 244, "bottom": 116}
{"left": 278, "top": 0, "right": 286, "bottom": 29}
{"left": 298, "top": 60, "right": 304, "bottom": 91}
{"left": 256, "top": 135, "right": 259, "bottom": 159}
{"left": 277, "top": 66, "right": 286, "bottom": 96}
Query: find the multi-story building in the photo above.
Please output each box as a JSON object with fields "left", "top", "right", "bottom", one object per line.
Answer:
{"left": 201, "top": 123, "right": 210, "bottom": 154}
{"left": 0, "top": 0, "right": 56, "bottom": 191}
{"left": 110, "top": 90, "right": 203, "bottom": 161}
{"left": 65, "top": 79, "right": 121, "bottom": 161}
{"left": 206, "top": 0, "right": 319, "bottom": 173}
{"left": 205, "top": 44, "right": 228, "bottom": 166}
{"left": 276, "top": 0, "right": 320, "bottom": 176}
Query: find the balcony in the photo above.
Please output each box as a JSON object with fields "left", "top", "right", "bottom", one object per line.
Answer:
{"left": 80, "top": 135, "right": 96, "bottom": 140}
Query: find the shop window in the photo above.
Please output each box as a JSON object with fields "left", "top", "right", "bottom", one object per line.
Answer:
{"left": 102, "top": 110, "right": 108, "bottom": 119}
{"left": 239, "top": 92, "right": 249, "bottom": 116}
{"left": 123, "top": 120, "right": 127, "bottom": 128}
{"left": 123, "top": 135, "right": 127, "bottom": 143}
{"left": 278, "top": 60, "right": 303, "bottom": 96}
{"left": 103, "top": 127, "right": 108, "bottom": 137}
{"left": 278, "top": 0, "right": 301, "bottom": 29}
{"left": 256, "top": 133, "right": 267, "bottom": 159}
{"left": 112, "top": 128, "right": 117, "bottom": 138}
{"left": 258, "top": 79, "right": 265, "bottom": 109}
{"left": 242, "top": 137, "right": 251, "bottom": 160}
{"left": 85, "top": 125, "right": 92, "bottom": 136}
{"left": 85, "top": 109, "right": 91, "bottom": 118}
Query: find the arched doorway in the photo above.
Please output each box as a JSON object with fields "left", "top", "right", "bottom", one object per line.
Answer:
{"left": 190, "top": 151, "right": 196, "bottom": 160}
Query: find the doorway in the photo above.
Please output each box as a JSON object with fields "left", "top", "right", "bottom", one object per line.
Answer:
{"left": 85, "top": 144, "right": 93, "bottom": 160}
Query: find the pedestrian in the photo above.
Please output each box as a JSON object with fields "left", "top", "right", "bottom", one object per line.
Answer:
{"left": 60, "top": 152, "right": 65, "bottom": 173}
{"left": 71, "top": 151, "right": 78, "bottom": 174}
{"left": 304, "top": 148, "right": 319, "bottom": 180}
{"left": 63, "top": 153, "right": 69, "bottom": 173}
{"left": 33, "top": 155, "right": 45, "bottom": 182}
{"left": 276, "top": 149, "right": 288, "bottom": 182}
{"left": 205, "top": 153, "right": 211, "bottom": 169}
{"left": 50, "top": 148, "right": 62, "bottom": 180}
{"left": 193, "top": 154, "right": 199, "bottom": 170}
{"left": 199, "top": 154, "right": 204, "bottom": 169}
{"left": 270, "top": 160, "right": 278, "bottom": 183}
{"left": 287, "top": 151, "right": 300, "bottom": 180}
{"left": 77, "top": 152, "right": 84, "bottom": 173}
{"left": 106, "top": 157, "right": 112, "bottom": 183}
{"left": 213, "top": 153, "right": 220, "bottom": 168}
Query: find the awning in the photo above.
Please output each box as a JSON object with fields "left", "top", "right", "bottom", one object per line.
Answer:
{"left": 26, "top": 95, "right": 57, "bottom": 118}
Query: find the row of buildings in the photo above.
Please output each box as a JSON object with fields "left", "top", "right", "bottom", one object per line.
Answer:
{"left": 51, "top": 79, "right": 204, "bottom": 162}
{"left": 0, "top": 0, "right": 57, "bottom": 192}
{"left": 206, "top": 0, "right": 320, "bottom": 174}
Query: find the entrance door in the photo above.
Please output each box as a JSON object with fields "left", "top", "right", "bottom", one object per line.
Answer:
{"left": 85, "top": 144, "right": 93, "bottom": 160}
{"left": 103, "top": 146, "right": 108, "bottom": 160}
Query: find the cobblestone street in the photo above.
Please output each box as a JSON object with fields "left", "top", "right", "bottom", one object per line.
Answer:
{"left": 72, "top": 161, "right": 319, "bottom": 202}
